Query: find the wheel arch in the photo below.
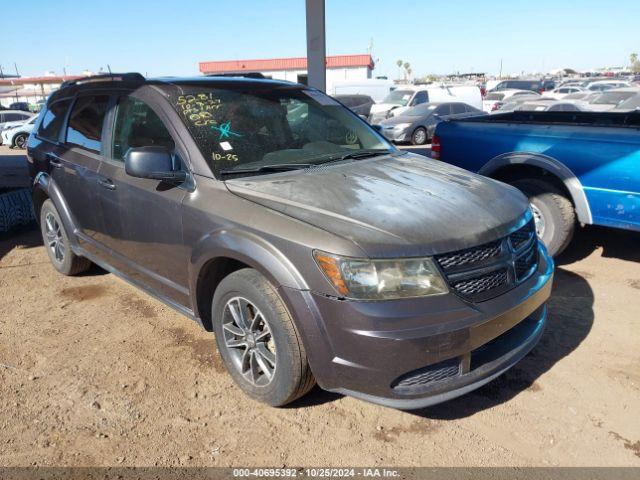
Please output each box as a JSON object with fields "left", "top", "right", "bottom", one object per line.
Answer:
{"left": 190, "top": 229, "right": 309, "bottom": 331}
{"left": 32, "top": 172, "right": 81, "bottom": 249}
{"left": 479, "top": 152, "right": 592, "bottom": 224}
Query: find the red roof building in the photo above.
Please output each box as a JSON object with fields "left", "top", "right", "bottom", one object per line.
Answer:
{"left": 199, "top": 54, "right": 374, "bottom": 75}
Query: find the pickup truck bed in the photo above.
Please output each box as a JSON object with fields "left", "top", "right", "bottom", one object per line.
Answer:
{"left": 433, "top": 111, "right": 640, "bottom": 255}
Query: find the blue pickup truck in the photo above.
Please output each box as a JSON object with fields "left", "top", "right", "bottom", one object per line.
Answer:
{"left": 432, "top": 111, "right": 640, "bottom": 255}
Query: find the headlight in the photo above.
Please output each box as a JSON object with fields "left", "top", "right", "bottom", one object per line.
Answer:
{"left": 313, "top": 251, "right": 448, "bottom": 300}
{"left": 392, "top": 123, "right": 412, "bottom": 131}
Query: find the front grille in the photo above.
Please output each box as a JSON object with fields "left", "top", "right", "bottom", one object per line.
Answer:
{"left": 391, "top": 358, "right": 460, "bottom": 394}
{"left": 435, "top": 219, "right": 538, "bottom": 302}
{"left": 437, "top": 240, "right": 502, "bottom": 271}
{"left": 451, "top": 269, "right": 509, "bottom": 297}
{"left": 510, "top": 219, "right": 536, "bottom": 250}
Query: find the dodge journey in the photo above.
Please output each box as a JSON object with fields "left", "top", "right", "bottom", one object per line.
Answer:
{"left": 27, "top": 73, "right": 553, "bottom": 409}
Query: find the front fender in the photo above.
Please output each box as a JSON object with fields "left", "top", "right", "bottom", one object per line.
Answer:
{"left": 33, "top": 172, "right": 81, "bottom": 249}
{"left": 188, "top": 228, "right": 309, "bottom": 299}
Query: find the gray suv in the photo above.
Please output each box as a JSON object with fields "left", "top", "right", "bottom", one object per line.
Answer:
{"left": 27, "top": 73, "right": 554, "bottom": 409}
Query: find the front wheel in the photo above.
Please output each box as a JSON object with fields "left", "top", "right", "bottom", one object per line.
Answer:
{"left": 411, "top": 127, "right": 428, "bottom": 145}
{"left": 39, "top": 199, "right": 91, "bottom": 275}
{"left": 511, "top": 179, "right": 576, "bottom": 257}
{"left": 212, "top": 269, "right": 315, "bottom": 406}
{"left": 13, "top": 133, "right": 28, "bottom": 149}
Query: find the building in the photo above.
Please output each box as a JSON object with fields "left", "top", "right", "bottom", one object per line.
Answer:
{"left": 0, "top": 74, "right": 85, "bottom": 108}
{"left": 198, "top": 54, "right": 374, "bottom": 91}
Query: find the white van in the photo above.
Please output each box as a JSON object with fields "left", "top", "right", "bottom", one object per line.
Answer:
{"left": 368, "top": 84, "right": 482, "bottom": 123}
{"left": 329, "top": 79, "right": 395, "bottom": 103}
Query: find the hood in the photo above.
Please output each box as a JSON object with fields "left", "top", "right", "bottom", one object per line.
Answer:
{"left": 369, "top": 103, "right": 397, "bottom": 114}
{"left": 225, "top": 154, "right": 530, "bottom": 257}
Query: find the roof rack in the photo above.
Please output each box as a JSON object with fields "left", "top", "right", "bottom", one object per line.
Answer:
{"left": 205, "top": 72, "right": 266, "bottom": 79}
{"left": 61, "top": 72, "right": 145, "bottom": 88}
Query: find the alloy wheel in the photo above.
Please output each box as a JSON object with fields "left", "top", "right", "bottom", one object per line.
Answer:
{"left": 413, "top": 128, "right": 427, "bottom": 145}
{"left": 44, "top": 212, "right": 65, "bottom": 263}
{"left": 222, "top": 297, "right": 276, "bottom": 387}
{"left": 15, "top": 134, "right": 26, "bottom": 149}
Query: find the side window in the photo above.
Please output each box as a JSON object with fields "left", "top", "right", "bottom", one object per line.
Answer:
{"left": 412, "top": 91, "right": 428, "bottom": 105}
{"left": 38, "top": 99, "right": 72, "bottom": 142}
{"left": 435, "top": 105, "right": 452, "bottom": 116}
{"left": 451, "top": 103, "right": 466, "bottom": 114}
{"left": 112, "top": 96, "right": 175, "bottom": 162}
{"left": 66, "top": 95, "right": 109, "bottom": 152}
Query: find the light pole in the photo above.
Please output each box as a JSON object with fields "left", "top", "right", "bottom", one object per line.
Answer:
{"left": 305, "top": 0, "right": 326, "bottom": 91}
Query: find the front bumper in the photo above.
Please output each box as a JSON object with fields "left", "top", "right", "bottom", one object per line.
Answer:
{"left": 281, "top": 243, "right": 554, "bottom": 409}
{"left": 380, "top": 127, "right": 410, "bottom": 143}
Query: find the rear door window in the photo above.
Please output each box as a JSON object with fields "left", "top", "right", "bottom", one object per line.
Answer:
{"left": 451, "top": 104, "right": 466, "bottom": 114}
{"left": 38, "top": 99, "right": 72, "bottom": 142}
{"left": 112, "top": 96, "right": 175, "bottom": 162}
{"left": 66, "top": 95, "right": 109, "bottom": 152}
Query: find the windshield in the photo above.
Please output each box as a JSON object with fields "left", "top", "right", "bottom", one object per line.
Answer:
{"left": 381, "top": 90, "right": 414, "bottom": 106}
{"left": 614, "top": 94, "right": 640, "bottom": 110}
{"left": 591, "top": 91, "right": 636, "bottom": 105}
{"left": 168, "top": 85, "right": 392, "bottom": 177}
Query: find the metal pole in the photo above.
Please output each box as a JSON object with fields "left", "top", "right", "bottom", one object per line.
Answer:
{"left": 305, "top": 0, "right": 326, "bottom": 91}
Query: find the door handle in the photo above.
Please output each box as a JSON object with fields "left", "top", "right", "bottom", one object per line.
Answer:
{"left": 98, "top": 178, "right": 117, "bottom": 190}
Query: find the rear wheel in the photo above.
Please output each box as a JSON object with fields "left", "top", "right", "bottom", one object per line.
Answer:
{"left": 13, "top": 133, "right": 28, "bottom": 149}
{"left": 411, "top": 127, "right": 428, "bottom": 145}
{"left": 39, "top": 199, "right": 91, "bottom": 275}
{"left": 511, "top": 178, "right": 576, "bottom": 257}
{"left": 212, "top": 269, "right": 315, "bottom": 406}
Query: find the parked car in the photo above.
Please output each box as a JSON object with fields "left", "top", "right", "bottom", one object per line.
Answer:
{"left": 1, "top": 115, "right": 37, "bottom": 148}
{"left": 433, "top": 111, "right": 640, "bottom": 256}
{"left": 482, "top": 89, "right": 540, "bottom": 112}
{"left": 490, "top": 79, "right": 545, "bottom": 94}
{"left": 9, "top": 101, "right": 30, "bottom": 112}
{"left": 378, "top": 102, "right": 483, "bottom": 144}
{"left": 27, "top": 73, "right": 553, "bottom": 409}
{"left": 0, "top": 110, "right": 34, "bottom": 132}
{"left": 334, "top": 94, "right": 375, "bottom": 117}
{"left": 543, "top": 86, "right": 585, "bottom": 100}
{"left": 515, "top": 99, "right": 584, "bottom": 112}
{"left": 491, "top": 94, "right": 545, "bottom": 114}
{"left": 369, "top": 84, "right": 482, "bottom": 122}
{"left": 582, "top": 88, "right": 640, "bottom": 111}
{"left": 587, "top": 80, "right": 630, "bottom": 92}
{"left": 330, "top": 79, "right": 394, "bottom": 103}
{"left": 612, "top": 92, "right": 640, "bottom": 111}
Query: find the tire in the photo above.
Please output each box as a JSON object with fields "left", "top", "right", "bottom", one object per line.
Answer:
{"left": 511, "top": 178, "right": 576, "bottom": 257}
{"left": 39, "top": 199, "right": 91, "bottom": 275}
{"left": 411, "top": 127, "right": 428, "bottom": 145}
{"left": 13, "top": 133, "right": 27, "bottom": 149}
{"left": 212, "top": 268, "right": 315, "bottom": 406}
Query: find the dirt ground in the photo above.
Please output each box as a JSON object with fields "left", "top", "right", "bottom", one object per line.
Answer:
{"left": 0, "top": 146, "right": 639, "bottom": 467}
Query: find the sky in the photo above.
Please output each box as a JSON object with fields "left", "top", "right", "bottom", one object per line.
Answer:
{"left": 2, "top": 0, "right": 639, "bottom": 79}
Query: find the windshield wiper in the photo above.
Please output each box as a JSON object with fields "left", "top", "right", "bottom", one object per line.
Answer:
{"left": 219, "top": 163, "right": 313, "bottom": 176}
{"left": 312, "top": 149, "right": 391, "bottom": 165}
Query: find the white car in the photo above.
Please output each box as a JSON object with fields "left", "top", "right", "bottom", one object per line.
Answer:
{"left": 581, "top": 87, "right": 640, "bottom": 111}
{"left": 0, "top": 110, "right": 34, "bottom": 133}
{"left": 1, "top": 116, "right": 36, "bottom": 149}
{"left": 587, "top": 80, "right": 630, "bottom": 92}
{"left": 369, "top": 84, "right": 482, "bottom": 122}
{"left": 543, "top": 86, "right": 585, "bottom": 100}
{"left": 482, "top": 89, "right": 540, "bottom": 112}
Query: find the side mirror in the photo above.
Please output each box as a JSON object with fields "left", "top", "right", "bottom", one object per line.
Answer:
{"left": 124, "top": 146, "right": 186, "bottom": 183}
{"left": 371, "top": 124, "right": 382, "bottom": 132}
